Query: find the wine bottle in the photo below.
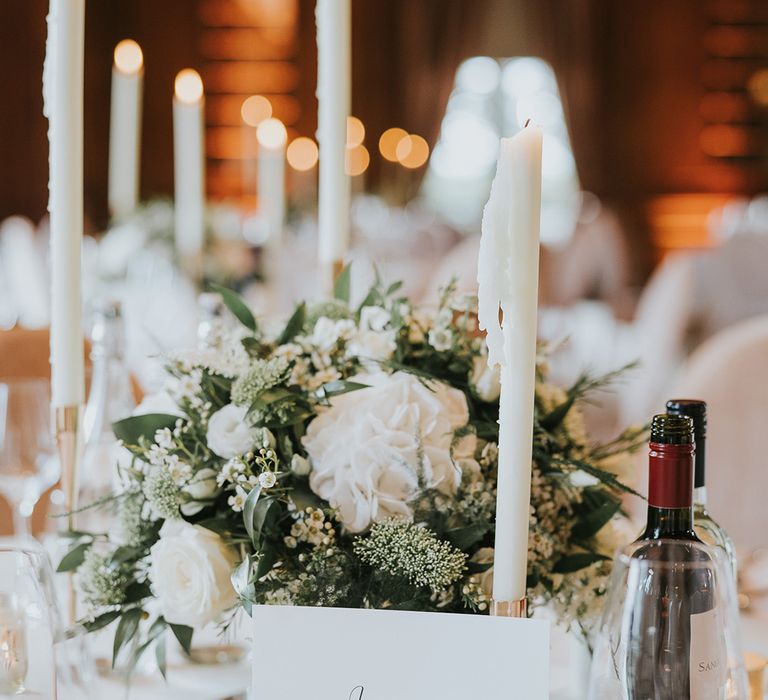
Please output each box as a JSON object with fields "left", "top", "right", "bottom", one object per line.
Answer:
{"left": 666, "top": 399, "right": 737, "bottom": 577}
{"left": 626, "top": 414, "right": 725, "bottom": 700}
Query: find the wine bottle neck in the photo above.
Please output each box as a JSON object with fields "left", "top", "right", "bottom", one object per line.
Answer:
{"left": 693, "top": 434, "right": 706, "bottom": 490}
{"left": 641, "top": 505, "right": 697, "bottom": 539}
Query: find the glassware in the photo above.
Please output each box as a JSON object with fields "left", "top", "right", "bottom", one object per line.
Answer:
{"left": 79, "top": 302, "right": 135, "bottom": 531}
{"left": 0, "top": 542, "right": 94, "bottom": 698}
{"left": 588, "top": 540, "right": 748, "bottom": 699}
{"left": 0, "top": 379, "right": 59, "bottom": 538}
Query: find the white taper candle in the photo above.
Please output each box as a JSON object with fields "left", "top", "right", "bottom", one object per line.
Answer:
{"left": 257, "top": 117, "right": 287, "bottom": 246}
{"left": 108, "top": 39, "right": 143, "bottom": 219}
{"left": 43, "top": 0, "right": 86, "bottom": 408}
{"left": 173, "top": 68, "right": 205, "bottom": 260}
{"left": 315, "top": 0, "right": 351, "bottom": 264}
{"left": 477, "top": 124, "right": 543, "bottom": 602}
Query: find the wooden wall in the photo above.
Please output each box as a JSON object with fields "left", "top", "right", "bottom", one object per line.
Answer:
{"left": 1, "top": 0, "right": 767, "bottom": 256}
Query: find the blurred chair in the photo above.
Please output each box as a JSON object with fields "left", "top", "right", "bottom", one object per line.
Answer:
{"left": 0, "top": 330, "right": 94, "bottom": 537}
{"left": 672, "top": 315, "right": 768, "bottom": 552}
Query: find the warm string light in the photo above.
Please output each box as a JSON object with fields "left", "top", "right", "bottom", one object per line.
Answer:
{"left": 396, "top": 134, "right": 430, "bottom": 169}
{"left": 241, "top": 95, "right": 272, "bottom": 127}
{"left": 174, "top": 69, "right": 203, "bottom": 104}
{"left": 345, "top": 144, "right": 370, "bottom": 176}
{"left": 257, "top": 117, "right": 287, "bottom": 149}
{"left": 287, "top": 137, "right": 319, "bottom": 171}
{"left": 114, "top": 39, "right": 143, "bottom": 75}
{"left": 346, "top": 116, "right": 365, "bottom": 147}
{"left": 379, "top": 127, "right": 408, "bottom": 162}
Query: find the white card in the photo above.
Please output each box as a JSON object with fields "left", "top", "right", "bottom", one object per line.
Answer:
{"left": 252, "top": 605, "right": 549, "bottom": 700}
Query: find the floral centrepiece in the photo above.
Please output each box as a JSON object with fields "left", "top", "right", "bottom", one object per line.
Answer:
{"left": 61, "top": 274, "right": 642, "bottom": 670}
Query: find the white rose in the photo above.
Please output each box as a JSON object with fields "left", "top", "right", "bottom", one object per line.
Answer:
{"left": 149, "top": 520, "right": 238, "bottom": 627}
{"left": 206, "top": 404, "right": 258, "bottom": 458}
{"left": 470, "top": 356, "right": 501, "bottom": 403}
{"left": 303, "top": 371, "right": 472, "bottom": 533}
{"left": 180, "top": 468, "right": 218, "bottom": 516}
{"left": 359, "top": 306, "right": 391, "bottom": 332}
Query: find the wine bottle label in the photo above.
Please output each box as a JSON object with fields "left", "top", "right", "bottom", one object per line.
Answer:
{"left": 689, "top": 607, "right": 727, "bottom": 699}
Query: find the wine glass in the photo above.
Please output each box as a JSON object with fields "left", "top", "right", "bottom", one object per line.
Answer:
{"left": 0, "top": 379, "right": 59, "bottom": 538}
{"left": 0, "top": 542, "right": 94, "bottom": 698}
{"left": 588, "top": 540, "right": 748, "bottom": 699}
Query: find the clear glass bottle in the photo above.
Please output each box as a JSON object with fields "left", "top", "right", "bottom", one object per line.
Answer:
{"left": 80, "top": 301, "right": 136, "bottom": 528}
{"left": 666, "top": 399, "right": 737, "bottom": 577}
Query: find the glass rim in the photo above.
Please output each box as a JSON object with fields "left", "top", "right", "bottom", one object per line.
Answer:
{"left": 614, "top": 539, "right": 732, "bottom": 570}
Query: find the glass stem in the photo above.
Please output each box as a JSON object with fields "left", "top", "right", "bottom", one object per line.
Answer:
{"left": 13, "top": 504, "right": 31, "bottom": 539}
{"left": 693, "top": 485, "right": 707, "bottom": 508}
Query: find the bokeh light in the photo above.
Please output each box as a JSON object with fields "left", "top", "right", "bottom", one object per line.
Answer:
{"left": 456, "top": 56, "right": 500, "bottom": 95}
{"left": 287, "top": 137, "right": 319, "bottom": 171}
{"left": 174, "top": 69, "right": 203, "bottom": 104}
{"left": 396, "top": 134, "right": 430, "bottom": 169}
{"left": 748, "top": 68, "right": 768, "bottom": 107}
{"left": 241, "top": 95, "right": 272, "bottom": 126}
{"left": 256, "top": 118, "right": 287, "bottom": 149}
{"left": 345, "top": 144, "right": 370, "bottom": 176}
{"left": 379, "top": 127, "right": 409, "bottom": 162}
{"left": 114, "top": 39, "right": 143, "bottom": 75}
{"left": 346, "top": 116, "right": 365, "bottom": 147}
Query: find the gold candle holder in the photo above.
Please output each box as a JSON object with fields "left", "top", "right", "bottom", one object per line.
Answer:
{"left": 490, "top": 598, "right": 527, "bottom": 618}
{"left": 54, "top": 404, "right": 83, "bottom": 624}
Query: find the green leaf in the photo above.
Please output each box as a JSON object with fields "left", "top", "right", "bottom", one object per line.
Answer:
{"left": 210, "top": 283, "right": 257, "bottom": 332}
{"left": 82, "top": 610, "right": 120, "bottom": 633}
{"left": 56, "top": 541, "right": 91, "bottom": 572}
{"left": 572, "top": 490, "right": 622, "bottom": 540}
{"left": 333, "top": 263, "right": 352, "bottom": 302}
{"left": 112, "top": 608, "right": 143, "bottom": 667}
{"left": 252, "top": 497, "right": 279, "bottom": 545}
{"left": 277, "top": 302, "right": 306, "bottom": 345}
{"left": 255, "top": 544, "right": 277, "bottom": 579}
{"left": 241, "top": 336, "right": 262, "bottom": 357}
{"left": 316, "top": 380, "right": 369, "bottom": 399}
{"left": 155, "top": 636, "right": 167, "bottom": 679}
{"left": 444, "top": 523, "right": 490, "bottom": 550}
{"left": 112, "top": 413, "right": 179, "bottom": 446}
{"left": 540, "top": 395, "right": 576, "bottom": 431}
{"left": 124, "top": 581, "right": 152, "bottom": 604}
{"left": 552, "top": 552, "right": 609, "bottom": 574}
{"left": 170, "top": 624, "right": 193, "bottom": 655}
{"left": 242, "top": 486, "right": 263, "bottom": 542}
{"left": 231, "top": 556, "right": 252, "bottom": 598}
{"left": 110, "top": 545, "right": 143, "bottom": 565}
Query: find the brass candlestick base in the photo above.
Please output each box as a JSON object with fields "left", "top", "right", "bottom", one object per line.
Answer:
{"left": 54, "top": 404, "right": 83, "bottom": 624}
{"left": 321, "top": 259, "right": 345, "bottom": 297}
{"left": 490, "top": 598, "right": 527, "bottom": 618}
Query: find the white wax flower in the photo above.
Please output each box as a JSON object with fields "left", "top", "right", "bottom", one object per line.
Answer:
{"left": 148, "top": 520, "right": 238, "bottom": 627}
{"left": 303, "top": 371, "right": 474, "bottom": 533}
{"left": 206, "top": 403, "right": 258, "bottom": 459}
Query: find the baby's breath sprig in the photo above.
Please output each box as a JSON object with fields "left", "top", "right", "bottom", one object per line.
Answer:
{"left": 354, "top": 520, "right": 467, "bottom": 593}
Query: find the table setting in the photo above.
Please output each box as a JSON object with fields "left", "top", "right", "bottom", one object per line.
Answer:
{"left": 2, "top": 0, "right": 768, "bottom": 699}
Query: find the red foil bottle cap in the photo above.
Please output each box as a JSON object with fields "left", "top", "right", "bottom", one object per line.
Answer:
{"left": 648, "top": 442, "right": 695, "bottom": 509}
